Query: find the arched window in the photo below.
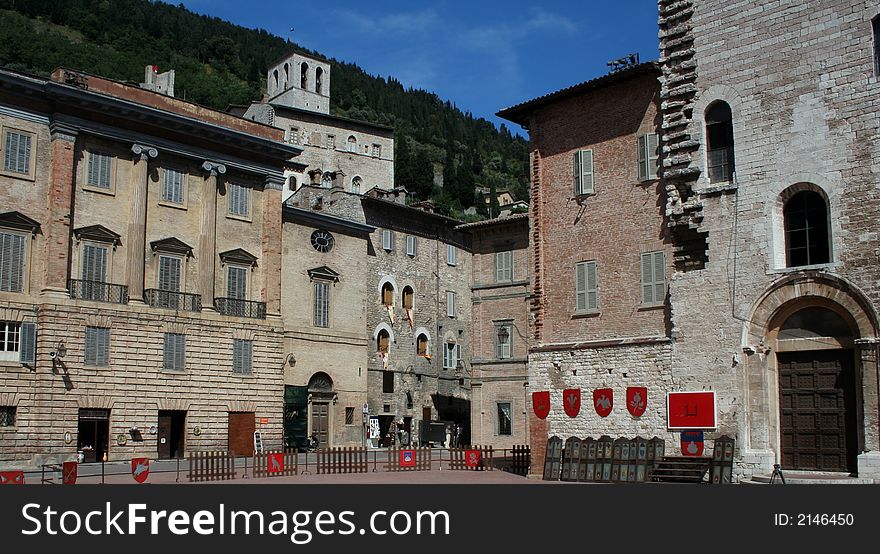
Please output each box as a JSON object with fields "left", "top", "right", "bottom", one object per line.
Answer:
{"left": 416, "top": 334, "right": 429, "bottom": 357}
{"left": 377, "top": 329, "right": 390, "bottom": 353}
{"left": 287, "top": 175, "right": 297, "bottom": 191}
{"left": 347, "top": 135, "right": 357, "bottom": 153}
{"left": 321, "top": 172, "right": 332, "bottom": 188}
{"left": 316, "top": 67, "right": 324, "bottom": 94}
{"left": 784, "top": 190, "right": 830, "bottom": 267}
{"left": 706, "top": 101, "right": 735, "bottom": 182}
{"left": 272, "top": 69, "right": 279, "bottom": 92}
{"left": 300, "top": 62, "right": 309, "bottom": 89}
{"left": 283, "top": 63, "right": 289, "bottom": 89}
{"left": 351, "top": 176, "right": 362, "bottom": 195}
{"left": 873, "top": 15, "right": 880, "bottom": 77}
{"left": 779, "top": 307, "right": 852, "bottom": 341}
{"left": 402, "top": 286, "right": 414, "bottom": 310}
{"left": 381, "top": 282, "right": 394, "bottom": 307}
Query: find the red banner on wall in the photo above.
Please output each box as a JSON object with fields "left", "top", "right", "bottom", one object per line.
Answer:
{"left": 667, "top": 392, "right": 717, "bottom": 429}
{"left": 532, "top": 391, "right": 550, "bottom": 419}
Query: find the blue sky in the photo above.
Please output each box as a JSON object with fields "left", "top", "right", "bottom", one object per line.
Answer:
{"left": 180, "top": 1, "right": 660, "bottom": 134}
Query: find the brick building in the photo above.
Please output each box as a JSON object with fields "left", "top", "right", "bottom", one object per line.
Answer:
{"left": 0, "top": 66, "right": 300, "bottom": 465}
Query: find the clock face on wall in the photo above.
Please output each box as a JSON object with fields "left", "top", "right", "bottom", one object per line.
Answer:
{"left": 310, "top": 230, "right": 335, "bottom": 253}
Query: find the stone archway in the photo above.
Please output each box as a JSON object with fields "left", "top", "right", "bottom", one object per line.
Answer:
{"left": 742, "top": 272, "right": 880, "bottom": 476}
{"left": 308, "top": 372, "right": 336, "bottom": 449}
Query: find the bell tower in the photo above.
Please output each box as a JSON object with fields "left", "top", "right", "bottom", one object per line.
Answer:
{"left": 266, "top": 52, "right": 330, "bottom": 114}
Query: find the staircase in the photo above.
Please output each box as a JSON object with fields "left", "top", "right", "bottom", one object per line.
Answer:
{"left": 651, "top": 456, "right": 712, "bottom": 483}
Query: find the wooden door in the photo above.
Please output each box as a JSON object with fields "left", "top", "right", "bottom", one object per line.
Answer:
{"left": 228, "top": 412, "right": 255, "bottom": 456}
{"left": 422, "top": 407, "right": 432, "bottom": 422}
{"left": 157, "top": 413, "right": 172, "bottom": 459}
{"left": 778, "top": 350, "right": 856, "bottom": 472}
{"left": 311, "top": 403, "right": 329, "bottom": 448}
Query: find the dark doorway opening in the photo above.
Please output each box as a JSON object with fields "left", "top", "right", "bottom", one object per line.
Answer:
{"left": 78, "top": 408, "right": 110, "bottom": 463}
{"left": 284, "top": 385, "right": 309, "bottom": 451}
{"left": 157, "top": 410, "right": 186, "bottom": 459}
{"left": 310, "top": 402, "right": 330, "bottom": 448}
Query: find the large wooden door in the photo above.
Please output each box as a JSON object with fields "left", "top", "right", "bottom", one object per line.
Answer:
{"left": 778, "top": 350, "right": 857, "bottom": 472}
{"left": 157, "top": 413, "right": 172, "bottom": 459}
{"left": 311, "top": 403, "right": 329, "bottom": 448}
{"left": 228, "top": 412, "right": 255, "bottom": 456}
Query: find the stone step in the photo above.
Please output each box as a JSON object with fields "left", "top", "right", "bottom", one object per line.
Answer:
{"left": 746, "top": 471, "right": 875, "bottom": 485}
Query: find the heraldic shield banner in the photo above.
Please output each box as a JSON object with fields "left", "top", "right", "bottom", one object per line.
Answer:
{"left": 593, "top": 388, "right": 613, "bottom": 417}
{"left": 627, "top": 386, "right": 647, "bottom": 417}
{"left": 532, "top": 391, "right": 550, "bottom": 419}
{"left": 131, "top": 458, "right": 150, "bottom": 483}
{"left": 562, "top": 388, "right": 580, "bottom": 417}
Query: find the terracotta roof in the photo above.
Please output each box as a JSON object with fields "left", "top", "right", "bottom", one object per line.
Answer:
{"left": 455, "top": 213, "right": 529, "bottom": 230}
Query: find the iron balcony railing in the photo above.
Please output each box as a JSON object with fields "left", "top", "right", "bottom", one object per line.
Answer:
{"left": 144, "top": 289, "right": 202, "bottom": 312}
{"left": 214, "top": 297, "right": 267, "bottom": 319}
{"left": 68, "top": 279, "right": 129, "bottom": 305}
{"left": 707, "top": 146, "right": 734, "bottom": 183}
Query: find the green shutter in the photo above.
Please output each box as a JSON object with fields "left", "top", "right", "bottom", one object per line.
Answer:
{"left": 586, "top": 261, "right": 598, "bottom": 311}
{"left": 19, "top": 323, "right": 36, "bottom": 364}
{"left": 647, "top": 133, "right": 660, "bottom": 180}
{"left": 653, "top": 251, "right": 666, "bottom": 304}
{"left": 0, "top": 232, "right": 25, "bottom": 292}
{"left": 638, "top": 135, "right": 648, "bottom": 182}
{"left": 580, "top": 150, "right": 594, "bottom": 194}
{"left": 576, "top": 262, "right": 587, "bottom": 311}
{"left": 641, "top": 253, "right": 654, "bottom": 305}
{"left": 573, "top": 151, "right": 582, "bottom": 194}
{"left": 98, "top": 328, "right": 109, "bottom": 366}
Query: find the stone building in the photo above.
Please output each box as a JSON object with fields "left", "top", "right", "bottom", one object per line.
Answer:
{"left": 287, "top": 185, "right": 473, "bottom": 447}
{"left": 238, "top": 52, "right": 394, "bottom": 201}
{"left": 460, "top": 214, "right": 530, "bottom": 449}
{"left": 0, "top": 66, "right": 300, "bottom": 465}
{"left": 497, "top": 64, "right": 672, "bottom": 476}
{"left": 655, "top": 0, "right": 880, "bottom": 479}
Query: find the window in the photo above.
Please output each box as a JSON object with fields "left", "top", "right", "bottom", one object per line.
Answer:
{"left": 402, "top": 286, "right": 414, "bottom": 310}
{"left": 638, "top": 133, "right": 660, "bottom": 181}
{"left": 287, "top": 175, "right": 298, "bottom": 191}
{"left": 311, "top": 230, "right": 335, "bottom": 253}
{"left": 382, "top": 229, "right": 394, "bottom": 251}
{"left": 227, "top": 266, "right": 248, "bottom": 300}
{"left": 874, "top": 16, "right": 880, "bottom": 76}
{"left": 81, "top": 243, "right": 108, "bottom": 283}
{"left": 494, "top": 322, "right": 513, "bottom": 360}
{"left": 351, "top": 176, "right": 362, "bottom": 194}
{"left": 495, "top": 251, "right": 513, "bottom": 283}
{"left": 300, "top": 62, "right": 308, "bottom": 89}
{"left": 326, "top": 134, "right": 336, "bottom": 150}
{"left": 443, "top": 342, "right": 457, "bottom": 369}
{"left": 3, "top": 129, "right": 32, "bottom": 176}
{"left": 377, "top": 329, "right": 390, "bottom": 354}
{"left": 158, "top": 255, "right": 181, "bottom": 292}
{"left": 315, "top": 67, "right": 324, "bottom": 94}
{"left": 0, "top": 230, "right": 26, "bottom": 292}
{"left": 162, "top": 168, "right": 185, "bottom": 205}
{"left": 1, "top": 321, "right": 19, "bottom": 361}
{"left": 314, "top": 281, "right": 330, "bottom": 327}
{"left": 382, "top": 370, "right": 394, "bottom": 393}
{"left": 497, "top": 402, "right": 512, "bottom": 436}
{"left": 416, "top": 334, "right": 428, "bottom": 356}
{"left": 321, "top": 172, "right": 333, "bottom": 188}
{"left": 289, "top": 127, "right": 300, "bottom": 145}
{"left": 228, "top": 183, "right": 249, "bottom": 217}
{"left": 372, "top": 144, "right": 381, "bottom": 158}
{"left": 84, "top": 326, "right": 110, "bottom": 367}
{"left": 347, "top": 136, "right": 357, "bottom": 153}
{"left": 232, "top": 338, "right": 253, "bottom": 374}
{"left": 0, "top": 405, "right": 14, "bottom": 427}
{"left": 706, "top": 101, "right": 735, "bottom": 183}
{"left": 447, "top": 244, "right": 457, "bottom": 266}
{"left": 345, "top": 407, "right": 355, "bottom": 425}
{"left": 573, "top": 149, "right": 594, "bottom": 195}
{"left": 446, "top": 291, "right": 456, "bottom": 317}
{"left": 406, "top": 235, "right": 417, "bottom": 257}
{"left": 640, "top": 251, "right": 666, "bottom": 306}
{"left": 163, "top": 333, "right": 185, "bottom": 371}
{"left": 784, "top": 190, "right": 830, "bottom": 267}
{"left": 575, "top": 261, "right": 598, "bottom": 312}
{"left": 381, "top": 282, "right": 394, "bottom": 307}
{"left": 87, "top": 151, "right": 112, "bottom": 189}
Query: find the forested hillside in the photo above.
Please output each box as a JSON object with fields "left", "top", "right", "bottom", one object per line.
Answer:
{"left": 0, "top": 0, "right": 529, "bottom": 217}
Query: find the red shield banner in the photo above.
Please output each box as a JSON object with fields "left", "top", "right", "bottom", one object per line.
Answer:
{"left": 0, "top": 471, "right": 25, "bottom": 485}
{"left": 626, "top": 387, "right": 647, "bottom": 418}
{"left": 465, "top": 449, "right": 481, "bottom": 468}
{"left": 563, "top": 388, "right": 581, "bottom": 418}
{"left": 63, "top": 461, "right": 78, "bottom": 485}
{"left": 268, "top": 453, "right": 284, "bottom": 474}
{"left": 399, "top": 449, "right": 416, "bottom": 468}
{"left": 532, "top": 391, "right": 550, "bottom": 420}
{"left": 680, "top": 431, "right": 705, "bottom": 456}
{"left": 593, "top": 388, "right": 613, "bottom": 418}
{"left": 131, "top": 458, "right": 150, "bottom": 483}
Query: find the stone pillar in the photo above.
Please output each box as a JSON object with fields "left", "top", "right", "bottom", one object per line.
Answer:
{"left": 199, "top": 161, "right": 225, "bottom": 311}
{"left": 856, "top": 340, "right": 880, "bottom": 479}
{"left": 261, "top": 175, "right": 284, "bottom": 317}
{"left": 42, "top": 122, "right": 78, "bottom": 299}
{"left": 126, "top": 144, "right": 157, "bottom": 303}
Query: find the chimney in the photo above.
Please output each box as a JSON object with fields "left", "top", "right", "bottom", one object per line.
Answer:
{"left": 140, "top": 65, "right": 176, "bottom": 97}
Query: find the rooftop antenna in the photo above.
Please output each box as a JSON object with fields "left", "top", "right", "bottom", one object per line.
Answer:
{"left": 607, "top": 53, "right": 640, "bottom": 73}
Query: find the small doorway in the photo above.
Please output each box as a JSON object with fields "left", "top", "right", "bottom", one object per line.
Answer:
{"left": 157, "top": 410, "right": 186, "bottom": 459}
{"left": 228, "top": 412, "right": 255, "bottom": 456}
{"left": 310, "top": 403, "right": 329, "bottom": 448}
{"left": 77, "top": 408, "right": 110, "bottom": 463}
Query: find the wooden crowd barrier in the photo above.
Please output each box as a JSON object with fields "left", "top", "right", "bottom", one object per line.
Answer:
{"left": 187, "top": 451, "right": 236, "bottom": 482}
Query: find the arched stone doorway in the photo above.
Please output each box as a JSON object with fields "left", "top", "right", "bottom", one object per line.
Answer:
{"left": 308, "top": 372, "right": 336, "bottom": 449}
{"left": 743, "top": 273, "right": 880, "bottom": 476}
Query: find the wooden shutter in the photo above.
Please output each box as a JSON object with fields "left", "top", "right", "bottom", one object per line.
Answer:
{"left": 2, "top": 131, "right": 14, "bottom": 172}
{"left": 447, "top": 291, "right": 455, "bottom": 317}
{"left": 443, "top": 343, "right": 452, "bottom": 368}
{"left": 378, "top": 332, "right": 389, "bottom": 353}
{"left": 647, "top": 133, "right": 659, "bottom": 180}
{"left": 447, "top": 245, "right": 456, "bottom": 265}
{"left": 641, "top": 252, "right": 666, "bottom": 305}
{"left": 164, "top": 333, "right": 185, "bottom": 371}
{"left": 496, "top": 251, "right": 513, "bottom": 282}
{"left": 233, "top": 339, "right": 252, "bottom": 374}
{"left": 576, "top": 261, "right": 598, "bottom": 311}
{"left": 227, "top": 267, "right": 247, "bottom": 299}
{"left": 97, "top": 328, "right": 109, "bottom": 366}
{"left": 88, "top": 152, "right": 111, "bottom": 188}
{"left": 653, "top": 251, "right": 666, "bottom": 304}
{"left": 87, "top": 152, "right": 99, "bottom": 186}
{"left": 455, "top": 343, "right": 462, "bottom": 367}
{"left": 19, "top": 322, "right": 36, "bottom": 364}
{"left": 0, "top": 232, "right": 25, "bottom": 292}
{"left": 82, "top": 244, "right": 107, "bottom": 282}
{"left": 314, "top": 282, "right": 329, "bottom": 327}
{"left": 407, "top": 235, "right": 417, "bottom": 256}
{"left": 163, "top": 169, "right": 185, "bottom": 204}
{"left": 159, "top": 256, "right": 181, "bottom": 292}
{"left": 574, "top": 150, "right": 594, "bottom": 195}
{"left": 382, "top": 229, "right": 393, "bottom": 251}
{"left": 638, "top": 135, "right": 648, "bottom": 182}
{"left": 586, "top": 261, "right": 598, "bottom": 310}
{"left": 85, "top": 327, "right": 96, "bottom": 366}
{"left": 4, "top": 131, "right": 30, "bottom": 174}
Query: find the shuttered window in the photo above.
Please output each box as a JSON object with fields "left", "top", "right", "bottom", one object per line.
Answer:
{"left": 382, "top": 229, "right": 393, "bottom": 251}
{"left": 446, "top": 291, "right": 456, "bottom": 317}
{"left": 228, "top": 183, "right": 249, "bottom": 216}
{"left": 447, "top": 244, "right": 457, "bottom": 266}
{"left": 638, "top": 133, "right": 660, "bottom": 181}
{"left": 406, "top": 235, "right": 417, "bottom": 257}
{"left": 1, "top": 321, "right": 21, "bottom": 362}
{"left": 84, "top": 326, "right": 110, "bottom": 367}
{"left": 575, "top": 261, "right": 598, "bottom": 312}
{"left": 641, "top": 251, "right": 667, "bottom": 306}
{"left": 162, "top": 168, "right": 186, "bottom": 204}
{"left": 158, "top": 255, "right": 181, "bottom": 292}
{"left": 87, "top": 151, "right": 112, "bottom": 189}
{"left": 232, "top": 338, "right": 253, "bottom": 374}
{"left": 227, "top": 266, "right": 248, "bottom": 300}
{"left": 314, "top": 281, "right": 330, "bottom": 327}
{"left": 19, "top": 322, "right": 35, "bottom": 364}
{"left": 495, "top": 251, "right": 513, "bottom": 283}
{"left": 443, "top": 342, "right": 458, "bottom": 369}
{"left": 0, "top": 231, "right": 25, "bottom": 292}
{"left": 3, "top": 130, "right": 32, "bottom": 175}
{"left": 494, "top": 322, "right": 513, "bottom": 360}
{"left": 81, "top": 244, "right": 108, "bottom": 282}
{"left": 573, "top": 149, "right": 594, "bottom": 195}
{"left": 163, "top": 333, "right": 186, "bottom": 371}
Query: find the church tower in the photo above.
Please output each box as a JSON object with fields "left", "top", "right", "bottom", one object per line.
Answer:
{"left": 266, "top": 52, "right": 331, "bottom": 114}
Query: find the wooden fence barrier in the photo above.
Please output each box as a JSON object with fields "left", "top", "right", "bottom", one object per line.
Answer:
{"left": 252, "top": 449, "right": 299, "bottom": 478}
{"left": 386, "top": 447, "right": 432, "bottom": 471}
{"left": 448, "top": 446, "right": 494, "bottom": 471}
{"left": 510, "top": 444, "right": 531, "bottom": 476}
{"left": 188, "top": 451, "right": 236, "bottom": 482}
{"left": 316, "top": 447, "right": 369, "bottom": 474}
